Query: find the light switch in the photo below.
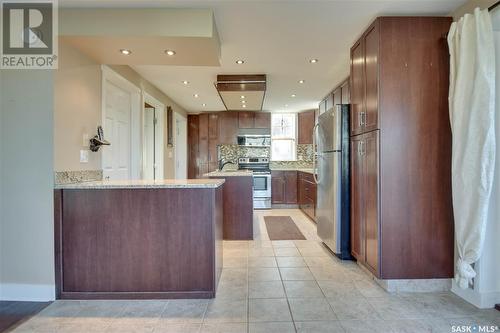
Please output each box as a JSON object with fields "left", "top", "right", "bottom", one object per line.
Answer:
{"left": 80, "top": 150, "right": 89, "bottom": 163}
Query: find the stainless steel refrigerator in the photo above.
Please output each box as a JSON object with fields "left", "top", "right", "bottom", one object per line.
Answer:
{"left": 314, "top": 104, "right": 352, "bottom": 260}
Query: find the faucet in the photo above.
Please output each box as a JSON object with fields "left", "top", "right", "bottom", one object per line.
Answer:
{"left": 218, "top": 159, "right": 235, "bottom": 171}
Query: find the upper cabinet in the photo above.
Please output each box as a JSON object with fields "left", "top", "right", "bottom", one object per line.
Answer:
{"left": 238, "top": 111, "right": 270, "bottom": 129}
{"left": 319, "top": 78, "right": 350, "bottom": 116}
{"left": 254, "top": 112, "right": 271, "bottom": 129}
{"left": 298, "top": 110, "right": 316, "bottom": 144}
{"left": 350, "top": 37, "right": 364, "bottom": 135}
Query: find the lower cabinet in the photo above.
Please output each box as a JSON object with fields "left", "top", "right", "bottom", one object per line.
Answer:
{"left": 350, "top": 131, "right": 379, "bottom": 276}
{"left": 271, "top": 171, "right": 297, "bottom": 204}
{"left": 298, "top": 171, "right": 317, "bottom": 221}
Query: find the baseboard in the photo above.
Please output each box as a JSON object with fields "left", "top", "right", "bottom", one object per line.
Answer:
{"left": 451, "top": 281, "right": 500, "bottom": 309}
{"left": 0, "top": 283, "right": 55, "bottom": 302}
{"left": 376, "top": 278, "right": 452, "bottom": 293}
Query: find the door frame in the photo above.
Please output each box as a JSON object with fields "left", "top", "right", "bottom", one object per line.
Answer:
{"left": 143, "top": 92, "right": 165, "bottom": 180}
{"left": 174, "top": 112, "right": 187, "bottom": 179}
{"left": 101, "top": 65, "right": 142, "bottom": 179}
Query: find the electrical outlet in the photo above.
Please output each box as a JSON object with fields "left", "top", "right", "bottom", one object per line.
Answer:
{"left": 80, "top": 150, "right": 89, "bottom": 163}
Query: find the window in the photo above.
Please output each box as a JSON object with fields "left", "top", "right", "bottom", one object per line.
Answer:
{"left": 271, "top": 113, "right": 297, "bottom": 161}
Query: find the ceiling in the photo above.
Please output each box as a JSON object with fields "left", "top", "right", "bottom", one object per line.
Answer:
{"left": 60, "top": 0, "right": 466, "bottom": 113}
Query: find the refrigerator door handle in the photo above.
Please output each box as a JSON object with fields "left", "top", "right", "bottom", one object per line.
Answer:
{"left": 312, "top": 123, "right": 320, "bottom": 184}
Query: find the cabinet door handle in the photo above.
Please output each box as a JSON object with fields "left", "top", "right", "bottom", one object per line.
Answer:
{"left": 358, "top": 141, "right": 365, "bottom": 156}
{"left": 359, "top": 111, "right": 366, "bottom": 126}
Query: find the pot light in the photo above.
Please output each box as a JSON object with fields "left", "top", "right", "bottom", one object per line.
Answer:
{"left": 291, "top": 94, "right": 296, "bottom": 98}
{"left": 236, "top": 59, "right": 245, "bottom": 64}
{"left": 309, "top": 58, "right": 318, "bottom": 63}
{"left": 202, "top": 103, "right": 207, "bottom": 107}
{"left": 182, "top": 80, "right": 189, "bottom": 85}
{"left": 241, "top": 100, "right": 246, "bottom": 104}
{"left": 242, "top": 104, "right": 247, "bottom": 108}
{"left": 298, "top": 80, "right": 305, "bottom": 84}
{"left": 165, "top": 50, "right": 176, "bottom": 56}
{"left": 193, "top": 94, "right": 199, "bottom": 98}
{"left": 240, "top": 95, "right": 245, "bottom": 99}
{"left": 120, "top": 49, "right": 131, "bottom": 55}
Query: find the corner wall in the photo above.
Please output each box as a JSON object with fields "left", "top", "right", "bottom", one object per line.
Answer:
{"left": 0, "top": 70, "right": 55, "bottom": 301}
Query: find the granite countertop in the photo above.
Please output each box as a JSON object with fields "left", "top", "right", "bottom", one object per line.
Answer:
{"left": 270, "top": 167, "right": 317, "bottom": 175}
{"left": 55, "top": 179, "right": 225, "bottom": 189}
{"left": 204, "top": 169, "right": 253, "bottom": 177}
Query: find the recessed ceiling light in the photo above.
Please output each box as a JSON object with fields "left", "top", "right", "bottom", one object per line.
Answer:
{"left": 236, "top": 59, "right": 245, "bottom": 64}
{"left": 291, "top": 94, "right": 296, "bottom": 98}
{"left": 298, "top": 80, "right": 305, "bottom": 84}
{"left": 120, "top": 49, "right": 131, "bottom": 55}
{"left": 165, "top": 50, "right": 176, "bottom": 56}
{"left": 240, "top": 95, "right": 245, "bottom": 99}
{"left": 193, "top": 94, "right": 199, "bottom": 98}
{"left": 309, "top": 58, "right": 318, "bottom": 63}
{"left": 242, "top": 104, "right": 247, "bottom": 108}
{"left": 241, "top": 100, "right": 246, "bottom": 104}
{"left": 202, "top": 103, "right": 206, "bottom": 107}
{"left": 284, "top": 104, "right": 288, "bottom": 107}
{"left": 182, "top": 80, "right": 189, "bottom": 85}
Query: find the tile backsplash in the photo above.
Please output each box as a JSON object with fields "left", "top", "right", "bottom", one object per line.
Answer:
{"left": 218, "top": 144, "right": 314, "bottom": 170}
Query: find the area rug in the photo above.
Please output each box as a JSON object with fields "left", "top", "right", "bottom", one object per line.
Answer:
{"left": 264, "top": 216, "right": 306, "bottom": 240}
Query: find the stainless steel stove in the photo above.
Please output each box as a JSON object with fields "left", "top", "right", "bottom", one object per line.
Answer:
{"left": 238, "top": 157, "right": 271, "bottom": 209}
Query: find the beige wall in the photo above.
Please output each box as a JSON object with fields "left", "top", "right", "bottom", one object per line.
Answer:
{"left": 452, "top": 0, "right": 497, "bottom": 19}
{"left": 54, "top": 41, "right": 102, "bottom": 171}
{"left": 54, "top": 41, "right": 188, "bottom": 178}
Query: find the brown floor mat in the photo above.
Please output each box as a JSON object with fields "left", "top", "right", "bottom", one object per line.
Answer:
{"left": 264, "top": 216, "right": 306, "bottom": 240}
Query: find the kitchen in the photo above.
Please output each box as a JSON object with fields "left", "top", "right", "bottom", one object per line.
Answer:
{"left": 1, "top": 0, "right": 499, "bottom": 332}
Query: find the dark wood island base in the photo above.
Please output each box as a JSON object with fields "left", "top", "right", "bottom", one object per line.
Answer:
{"left": 54, "top": 179, "right": 224, "bottom": 300}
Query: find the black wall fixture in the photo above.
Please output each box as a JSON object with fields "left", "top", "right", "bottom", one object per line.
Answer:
{"left": 89, "top": 126, "right": 110, "bottom": 152}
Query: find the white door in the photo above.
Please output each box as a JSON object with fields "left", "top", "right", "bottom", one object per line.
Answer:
{"left": 175, "top": 114, "right": 187, "bottom": 179}
{"left": 102, "top": 81, "right": 132, "bottom": 180}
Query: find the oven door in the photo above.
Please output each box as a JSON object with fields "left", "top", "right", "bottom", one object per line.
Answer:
{"left": 253, "top": 173, "right": 271, "bottom": 198}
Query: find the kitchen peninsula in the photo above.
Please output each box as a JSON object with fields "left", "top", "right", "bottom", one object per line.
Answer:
{"left": 54, "top": 179, "right": 224, "bottom": 299}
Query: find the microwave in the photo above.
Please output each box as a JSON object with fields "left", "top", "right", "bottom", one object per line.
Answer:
{"left": 237, "top": 135, "right": 271, "bottom": 147}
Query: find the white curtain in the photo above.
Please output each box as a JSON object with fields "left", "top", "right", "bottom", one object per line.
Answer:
{"left": 448, "top": 8, "right": 496, "bottom": 289}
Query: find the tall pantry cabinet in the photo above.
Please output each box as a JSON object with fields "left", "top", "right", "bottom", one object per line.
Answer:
{"left": 349, "top": 17, "right": 454, "bottom": 279}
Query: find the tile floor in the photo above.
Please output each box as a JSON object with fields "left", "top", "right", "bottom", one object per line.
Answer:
{"left": 12, "top": 209, "right": 500, "bottom": 333}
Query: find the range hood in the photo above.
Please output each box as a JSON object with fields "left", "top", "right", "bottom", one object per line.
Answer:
{"left": 215, "top": 74, "right": 266, "bottom": 111}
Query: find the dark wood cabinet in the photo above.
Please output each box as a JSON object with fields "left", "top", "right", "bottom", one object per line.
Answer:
{"left": 350, "top": 38, "right": 364, "bottom": 136}
{"left": 254, "top": 112, "right": 271, "bottom": 129}
{"left": 349, "top": 17, "right": 454, "bottom": 280}
{"left": 298, "top": 110, "right": 316, "bottom": 144}
{"left": 350, "top": 131, "right": 379, "bottom": 276}
{"left": 271, "top": 171, "right": 297, "bottom": 204}
{"left": 187, "top": 115, "right": 199, "bottom": 179}
{"left": 271, "top": 172, "right": 285, "bottom": 204}
{"left": 363, "top": 22, "right": 379, "bottom": 133}
{"left": 218, "top": 112, "right": 238, "bottom": 144}
{"left": 238, "top": 111, "right": 254, "bottom": 128}
{"left": 319, "top": 79, "right": 350, "bottom": 117}
{"left": 350, "top": 136, "right": 363, "bottom": 260}
{"left": 298, "top": 171, "right": 317, "bottom": 221}
{"left": 284, "top": 171, "right": 297, "bottom": 204}
{"left": 188, "top": 111, "right": 270, "bottom": 178}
